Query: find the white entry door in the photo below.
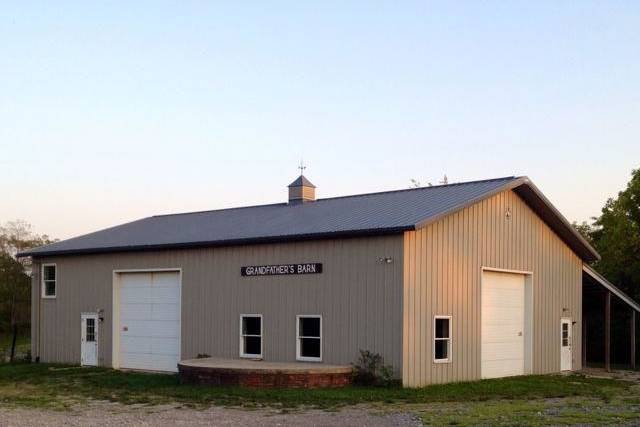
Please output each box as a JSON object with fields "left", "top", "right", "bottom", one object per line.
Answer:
{"left": 481, "top": 271, "right": 526, "bottom": 379}
{"left": 81, "top": 313, "right": 98, "bottom": 366}
{"left": 561, "top": 318, "right": 572, "bottom": 371}
{"left": 119, "top": 271, "right": 181, "bottom": 372}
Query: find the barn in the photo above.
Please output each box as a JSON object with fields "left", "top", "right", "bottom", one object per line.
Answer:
{"left": 19, "top": 175, "right": 603, "bottom": 387}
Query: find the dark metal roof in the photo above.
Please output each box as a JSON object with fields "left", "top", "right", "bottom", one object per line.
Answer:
{"left": 288, "top": 175, "right": 316, "bottom": 188}
{"left": 18, "top": 176, "right": 599, "bottom": 262}
{"left": 583, "top": 265, "right": 640, "bottom": 312}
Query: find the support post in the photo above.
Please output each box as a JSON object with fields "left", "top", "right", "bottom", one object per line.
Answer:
{"left": 605, "top": 291, "right": 611, "bottom": 372}
{"left": 582, "top": 317, "right": 587, "bottom": 368}
{"left": 631, "top": 310, "right": 636, "bottom": 370}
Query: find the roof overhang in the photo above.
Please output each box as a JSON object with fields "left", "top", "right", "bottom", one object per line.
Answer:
{"left": 17, "top": 227, "right": 412, "bottom": 258}
{"left": 512, "top": 179, "right": 599, "bottom": 263}
{"left": 583, "top": 264, "right": 640, "bottom": 312}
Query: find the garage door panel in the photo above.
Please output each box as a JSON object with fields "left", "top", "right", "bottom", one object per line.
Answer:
{"left": 120, "top": 303, "right": 153, "bottom": 320}
{"left": 151, "top": 337, "right": 181, "bottom": 355}
{"left": 152, "top": 272, "right": 180, "bottom": 286}
{"left": 122, "top": 320, "right": 180, "bottom": 338}
{"left": 482, "top": 303, "right": 524, "bottom": 313}
{"left": 483, "top": 280, "right": 522, "bottom": 290}
{"left": 120, "top": 352, "right": 152, "bottom": 370}
{"left": 481, "top": 359, "right": 524, "bottom": 379}
{"left": 482, "top": 299, "right": 524, "bottom": 310}
{"left": 151, "top": 288, "right": 180, "bottom": 304}
{"left": 121, "top": 273, "right": 153, "bottom": 287}
{"left": 482, "top": 342, "right": 525, "bottom": 359}
{"left": 482, "top": 311, "right": 525, "bottom": 324}
{"left": 120, "top": 353, "right": 179, "bottom": 371}
{"left": 482, "top": 327, "right": 523, "bottom": 341}
{"left": 482, "top": 308, "right": 524, "bottom": 319}
{"left": 120, "top": 287, "right": 152, "bottom": 304}
{"left": 483, "top": 290, "right": 523, "bottom": 303}
{"left": 151, "top": 354, "right": 180, "bottom": 372}
{"left": 121, "top": 336, "right": 152, "bottom": 353}
{"left": 119, "top": 272, "right": 180, "bottom": 373}
{"left": 151, "top": 304, "right": 180, "bottom": 321}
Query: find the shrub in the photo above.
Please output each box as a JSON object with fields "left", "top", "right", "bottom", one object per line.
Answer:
{"left": 352, "top": 349, "right": 395, "bottom": 387}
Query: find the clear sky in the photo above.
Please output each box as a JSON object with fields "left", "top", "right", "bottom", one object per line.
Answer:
{"left": 1, "top": 1, "right": 638, "bottom": 240}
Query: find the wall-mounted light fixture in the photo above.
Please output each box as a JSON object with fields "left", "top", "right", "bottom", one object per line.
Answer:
{"left": 505, "top": 207, "right": 512, "bottom": 219}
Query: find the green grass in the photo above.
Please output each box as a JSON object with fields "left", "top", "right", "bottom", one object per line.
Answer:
{"left": 0, "top": 362, "right": 634, "bottom": 414}
{"left": 417, "top": 395, "right": 640, "bottom": 426}
{"left": 0, "top": 334, "right": 29, "bottom": 350}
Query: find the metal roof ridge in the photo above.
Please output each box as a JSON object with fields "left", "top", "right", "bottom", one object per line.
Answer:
{"left": 150, "top": 176, "right": 519, "bottom": 218}
{"left": 313, "top": 176, "right": 518, "bottom": 203}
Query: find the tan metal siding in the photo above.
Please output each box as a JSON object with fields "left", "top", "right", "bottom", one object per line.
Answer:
{"left": 32, "top": 235, "right": 404, "bottom": 373}
{"left": 403, "top": 189, "right": 582, "bottom": 386}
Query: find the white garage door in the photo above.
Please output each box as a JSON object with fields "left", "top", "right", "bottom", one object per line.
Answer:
{"left": 119, "top": 272, "right": 181, "bottom": 372}
{"left": 481, "top": 271, "right": 525, "bottom": 379}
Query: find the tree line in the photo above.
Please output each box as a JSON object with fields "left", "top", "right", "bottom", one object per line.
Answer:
{"left": 0, "top": 221, "right": 55, "bottom": 360}
{"left": 574, "top": 168, "right": 640, "bottom": 302}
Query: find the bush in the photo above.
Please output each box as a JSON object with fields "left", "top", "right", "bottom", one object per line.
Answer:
{"left": 352, "top": 349, "right": 395, "bottom": 387}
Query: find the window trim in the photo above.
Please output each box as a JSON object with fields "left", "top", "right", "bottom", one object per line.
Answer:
{"left": 41, "top": 263, "right": 57, "bottom": 299}
{"left": 433, "top": 315, "right": 452, "bottom": 363}
{"left": 296, "top": 315, "right": 322, "bottom": 362}
{"left": 239, "top": 314, "right": 263, "bottom": 359}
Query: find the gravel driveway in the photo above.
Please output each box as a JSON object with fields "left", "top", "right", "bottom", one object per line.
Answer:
{"left": 0, "top": 402, "right": 422, "bottom": 427}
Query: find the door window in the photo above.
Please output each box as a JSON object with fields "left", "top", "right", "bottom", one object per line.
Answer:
{"left": 562, "top": 322, "right": 569, "bottom": 347}
{"left": 86, "top": 318, "right": 96, "bottom": 342}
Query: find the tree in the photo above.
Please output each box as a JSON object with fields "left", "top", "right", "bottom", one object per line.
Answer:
{"left": 0, "top": 253, "right": 30, "bottom": 360}
{"left": 572, "top": 220, "right": 595, "bottom": 246}
{"left": 0, "top": 220, "right": 54, "bottom": 260}
{"left": 579, "top": 169, "right": 640, "bottom": 301}
{"left": 0, "top": 220, "right": 55, "bottom": 360}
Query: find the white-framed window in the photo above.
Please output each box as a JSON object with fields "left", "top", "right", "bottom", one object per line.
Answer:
{"left": 239, "top": 314, "right": 263, "bottom": 358}
{"left": 296, "top": 315, "right": 322, "bottom": 362}
{"left": 434, "top": 315, "right": 452, "bottom": 363}
{"left": 41, "top": 263, "right": 57, "bottom": 299}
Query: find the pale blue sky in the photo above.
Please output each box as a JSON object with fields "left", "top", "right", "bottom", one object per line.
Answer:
{"left": 1, "top": 1, "right": 638, "bottom": 239}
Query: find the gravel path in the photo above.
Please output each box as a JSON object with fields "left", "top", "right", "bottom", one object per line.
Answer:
{"left": 0, "top": 402, "right": 422, "bottom": 427}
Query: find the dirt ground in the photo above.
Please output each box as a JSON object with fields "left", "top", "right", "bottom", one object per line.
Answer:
{"left": 0, "top": 402, "right": 422, "bottom": 427}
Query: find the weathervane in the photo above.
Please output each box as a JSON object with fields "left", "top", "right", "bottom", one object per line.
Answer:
{"left": 298, "top": 159, "right": 306, "bottom": 176}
